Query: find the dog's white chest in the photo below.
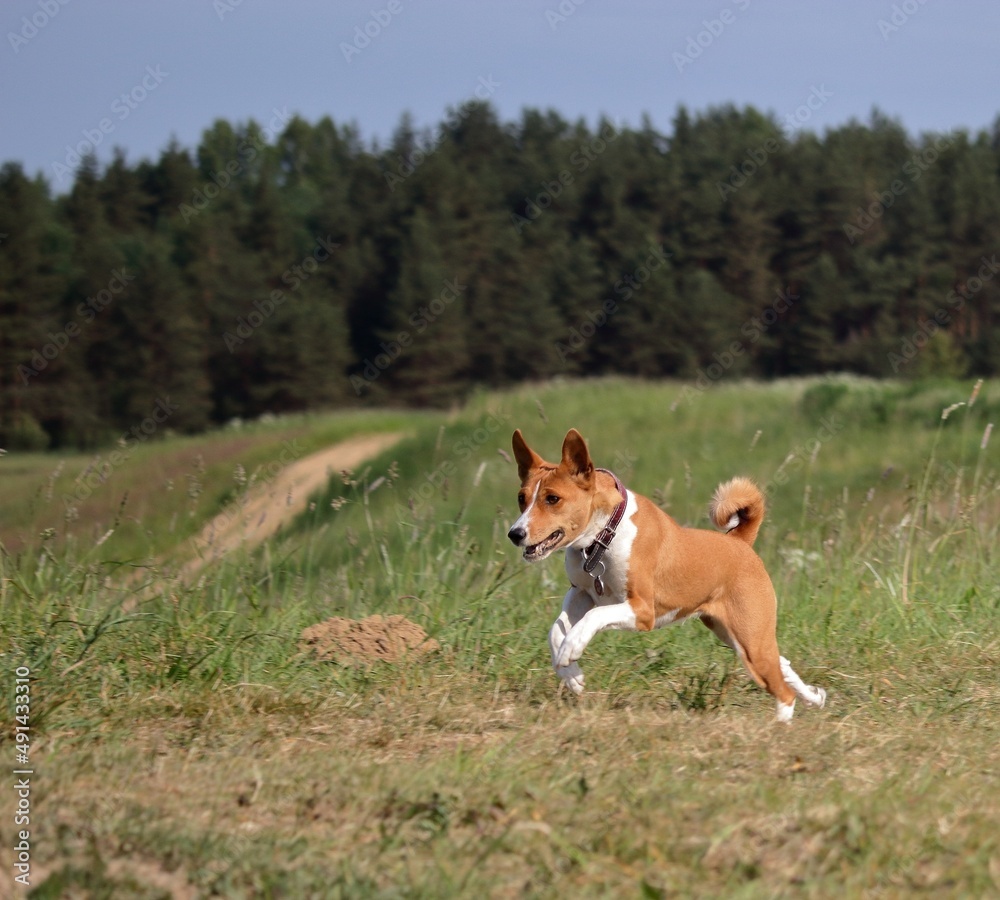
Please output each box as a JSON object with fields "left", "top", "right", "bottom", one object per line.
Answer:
{"left": 565, "top": 492, "right": 638, "bottom": 600}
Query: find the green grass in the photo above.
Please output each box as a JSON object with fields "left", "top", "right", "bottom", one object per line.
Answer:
{"left": 0, "top": 407, "right": 428, "bottom": 561}
{"left": 1, "top": 377, "right": 998, "bottom": 897}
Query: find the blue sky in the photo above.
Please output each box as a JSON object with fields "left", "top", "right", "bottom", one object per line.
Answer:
{"left": 3, "top": 0, "right": 999, "bottom": 189}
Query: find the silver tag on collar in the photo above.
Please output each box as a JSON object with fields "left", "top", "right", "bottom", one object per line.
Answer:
{"left": 589, "top": 559, "right": 606, "bottom": 596}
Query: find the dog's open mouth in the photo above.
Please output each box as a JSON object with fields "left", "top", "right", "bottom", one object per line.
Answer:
{"left": 523, "top": 529, "right": 564, "bottom": 561}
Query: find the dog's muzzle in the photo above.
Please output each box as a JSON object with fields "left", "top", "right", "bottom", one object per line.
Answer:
{"left": 509, "top": 527, "right": 565, "bottom": 561}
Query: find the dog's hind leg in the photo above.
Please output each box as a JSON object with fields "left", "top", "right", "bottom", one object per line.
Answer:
{"left": 780, "top": 656, "right": 827, "bottom": 710}
{"left": 549, "top": 588, "right": 593, "bottom": 695}
{"left": 701, "top": 612, "right": 800, "bottom": 721}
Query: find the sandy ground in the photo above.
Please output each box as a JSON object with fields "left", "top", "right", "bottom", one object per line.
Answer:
{"left": 180, "top": 431, "right": 405, "bottom": 579}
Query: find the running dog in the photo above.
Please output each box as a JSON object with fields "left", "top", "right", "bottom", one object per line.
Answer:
{"left": 506, "top": 428, "right": 826, "bottom": 721}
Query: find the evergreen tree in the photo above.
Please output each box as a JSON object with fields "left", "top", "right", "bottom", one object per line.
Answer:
{"left": 0, "top": 165, "right": 71, "bottom": 448}
{"left": 2, "top": 103, "right": 1000, "bottom": 448}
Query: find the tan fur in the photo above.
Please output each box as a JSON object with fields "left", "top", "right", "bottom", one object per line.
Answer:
{"left": 624, "top": 490, "right": 793, "bottom": 705}
{"left": 509, "top": 429, "right": 825, "bottom": 714}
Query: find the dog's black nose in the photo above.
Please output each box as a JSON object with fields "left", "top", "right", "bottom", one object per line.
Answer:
{"left": 507, "top": 526, "right": 526, "bottom": 546}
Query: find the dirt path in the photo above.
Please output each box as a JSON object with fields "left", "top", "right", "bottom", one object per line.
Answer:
{"left": 180, "top": 432, "right": 405, "bottom": 579}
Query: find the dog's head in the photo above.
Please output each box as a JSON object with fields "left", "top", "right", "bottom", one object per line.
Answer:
{"left": 506, "top": 428, "right": 598, "bottom": 562}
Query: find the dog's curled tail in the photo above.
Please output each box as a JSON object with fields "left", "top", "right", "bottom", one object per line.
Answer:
{"left": 710, "top": 477, "right": 766, "bottom": 546}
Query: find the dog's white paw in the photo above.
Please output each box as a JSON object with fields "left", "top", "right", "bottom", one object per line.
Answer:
{"left": 556, "top": 663, "right": 585, "bottom": 694}
{"left": 806, "top": 686, "right": 827, "bottom": 708}
{"left": 555, "top": 633, "right": 585, "bottom": 670}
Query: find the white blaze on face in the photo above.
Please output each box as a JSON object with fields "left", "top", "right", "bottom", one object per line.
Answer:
{"left": 510, "top": 480, "right": 541, "bottom": 541}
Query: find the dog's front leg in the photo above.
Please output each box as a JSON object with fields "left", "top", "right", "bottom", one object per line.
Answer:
{"left": 554, "top": 600, "right": 638, "bottom": 689}
{"left": 549, "top": 588, "right": 593, "bottom": 694}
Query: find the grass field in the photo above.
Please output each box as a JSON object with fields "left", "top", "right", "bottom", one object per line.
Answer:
{"left": 1, "top": 377, "right": 999, "bottom": 897}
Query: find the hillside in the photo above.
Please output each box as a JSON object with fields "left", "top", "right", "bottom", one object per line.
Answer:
{"left": 1, "top": 377, "right": 998, "bottom": 896}
{"left": 0, "top": 408, "right": 426, "bottom": 559}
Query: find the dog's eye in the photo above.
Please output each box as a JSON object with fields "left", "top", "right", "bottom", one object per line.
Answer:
{"left": 545, "top": 494, "right": 560, "bottom": 505}
{"left": 517, "top": 492, "right": 526, "bottom": 507}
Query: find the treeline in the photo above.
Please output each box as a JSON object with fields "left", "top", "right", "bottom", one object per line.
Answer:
{"left": 2, "top": 103, "right": 999, "bottom": 448}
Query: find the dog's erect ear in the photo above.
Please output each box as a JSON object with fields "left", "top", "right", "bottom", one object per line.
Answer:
{"left": 512, "top": 429, "right": 543, "bottom": 481}
{"left": 560, "top": 429, "right": 594, "bottom": 482}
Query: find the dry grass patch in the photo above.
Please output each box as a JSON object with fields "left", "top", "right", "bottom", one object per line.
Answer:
{"left": 12, "top": 684, "right": 1000, "bottom": 897}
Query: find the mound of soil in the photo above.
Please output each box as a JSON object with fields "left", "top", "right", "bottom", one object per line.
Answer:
{"left": 300, "top": 614, "right": 439, "bottom": 665}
